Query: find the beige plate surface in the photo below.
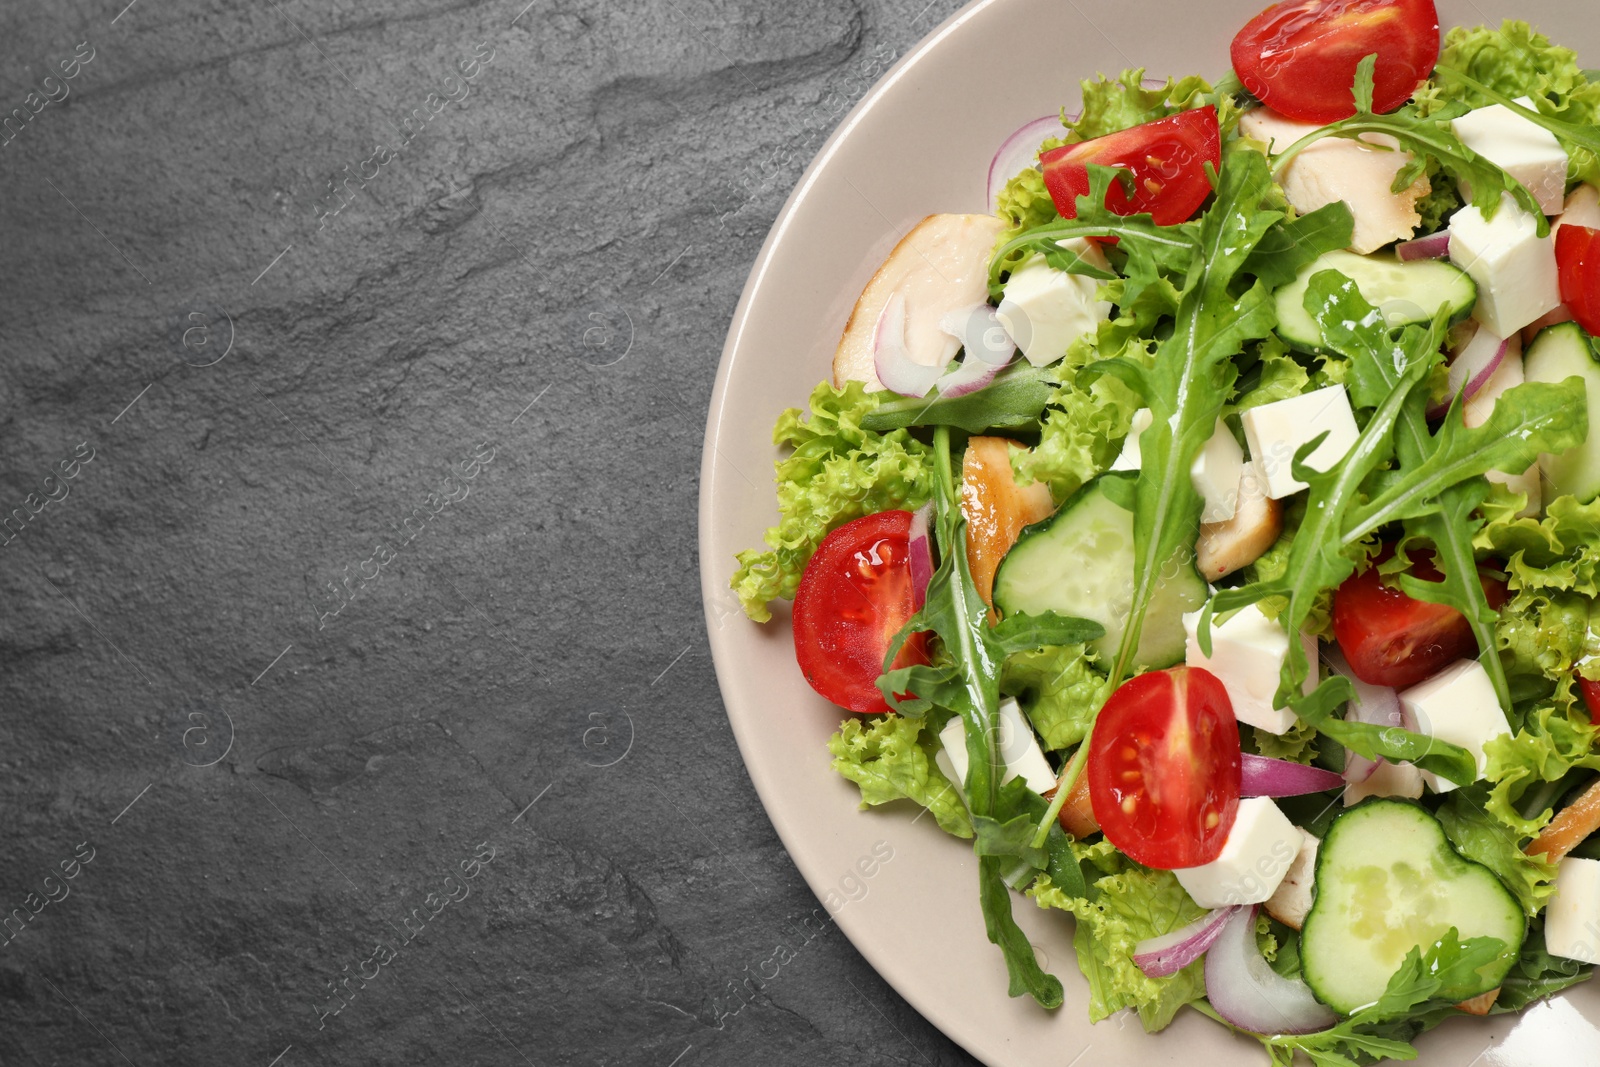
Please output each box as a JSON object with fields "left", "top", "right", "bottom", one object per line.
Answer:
{"left": 699, "top": 2, "right": 1600, "bottom": 1062}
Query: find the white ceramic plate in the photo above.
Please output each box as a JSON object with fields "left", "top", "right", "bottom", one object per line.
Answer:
{"left": 699, "top": 2, "right": 1600, "bottom": 1062}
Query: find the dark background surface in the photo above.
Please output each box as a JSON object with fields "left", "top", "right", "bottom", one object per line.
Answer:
{"left": 0, "top": 0, "right": 979, "bottom": 1063}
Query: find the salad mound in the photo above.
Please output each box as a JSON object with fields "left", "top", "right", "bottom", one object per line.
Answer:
{"left": 733, "top": 2, "right": 1600, "bottom": 1062}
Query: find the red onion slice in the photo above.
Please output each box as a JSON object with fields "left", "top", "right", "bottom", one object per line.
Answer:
{"left": 1239, "top": 753, "right": 1344, "bottom": 797}
{"left": 987, "top": 115, "right": 1064, "bottom": 212}
{"left": 1396, "top": 231, "right": 1451, "bottom": 261}
{"left": 1436, "top": 323, "right": 1508, "bottom": 416}
{"left": 873, "top": 292, "right": 945, "bottom": 397}
{"left": 1205, "top": 905, "right": 1337, "bottom": 1035}
{"left": 1133, "top": 905, "right": 1242, "bottom": 978}
{"left": 940, "top": 305, "right": 1017, "bottom": 367}
{"left": 908, "top": 503, "right": 933, "bottom": 611}
{"left": 1322, "top": 645, "right": 1403, "bottom": 783}
{"left": 934, "top": 359, "right": 1001, "bottom": 398}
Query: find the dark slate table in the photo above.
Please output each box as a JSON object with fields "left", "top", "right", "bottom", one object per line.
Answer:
{"left": 0, "top": 0, "right": 978, "bottom": 1063}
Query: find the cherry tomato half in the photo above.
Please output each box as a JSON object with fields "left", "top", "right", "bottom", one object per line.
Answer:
{"left": 1557, "top": 225, "right": 1600, "bottom": 336}
{"left": 1087, "top": 667, "right": 1241, "bottom": 870}
{"left": 792, "top": 510, "right": 930, "bottom": 714}
{"left": 1579, "top": 676, "right": 1600, "bottom": 720}
{"left": 1039, "top": 107, "right": 1222, "bottom": 227}
{"left": 1231, "top": 0, "right": 1440, "bottom": 125}
{"left": 1331, "top": 550, "right": 1509, "bottom": 690}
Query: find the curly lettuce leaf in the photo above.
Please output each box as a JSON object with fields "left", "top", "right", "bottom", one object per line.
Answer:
{"left": 732, "top": 380, "right": 933, "bottom": 621}
{"left": 1029, "top": 859, "right": 1207, "bottom": 1031}
{"left": 1000, "top": 644, "right": 1112, "bottom": 751}
{"left": 1065, "top": 68, "right": 1245, "bottom": 144}
{"left": 1438, "top": 788, "right": 1556, "bottom": 915}
{"left": 1421, "top": 20, "right": 1600, "bottom": 187}
{"left": 1484, "top": 706, "right": 1600, "bottom": 837}
{"left": 828, "top": 713, "right": 972, "bottom": 839}
{"left": 1476, "top": 494, "right": 1600, "bottom": 696}
{"left": 1012, "top": 335, "right": 1145, "bottom": 499}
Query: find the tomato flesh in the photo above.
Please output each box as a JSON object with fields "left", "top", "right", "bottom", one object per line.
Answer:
{"left": 1557, "top": 225, "right": 1600, "bottom": 336}
{"left": 1579, "top": 676, "right": 1600, "bottom": 720}
{"left": 1087, "top": 667, "right": 1241, "bottom": 870}
{"left": 1039, "top": 107, "right": 1222, "bottom": 227}
{"left": 1231, "top": 0, "right": 1439, "bottom": 125}
{"left": 792, "top": 511, "right": 929, "bottom": 714}
{"left": 1331, "top": 551, "right": 1509, "bottom": 690}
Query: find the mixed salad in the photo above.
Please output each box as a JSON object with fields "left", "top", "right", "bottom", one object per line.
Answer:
{"left": 732, "top": 1, "right": 1600, "bottom": 1061}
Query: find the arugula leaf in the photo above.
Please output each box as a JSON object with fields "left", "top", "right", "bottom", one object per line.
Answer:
{"left": 1208, "top": 269, "right": 1583, "bottom": 784}
{"left": 990, "top": 612, "right": 1106, "bottom": 656}
{"left": 860, "top": 362, "right": 1058, "bottom": 434}
{"left": 1242, "top": 202, "right": 1355, "bottom": 288}
{"left": 1109, "top": 145, "right": 1282, "bottom": 682}
{"left": 1205, "top": 273, "right": 1479, "bottom": 784}
{"left": 1263, "top": 932, "right": 1508, "bottom": 1067}
{"left": 1344, "top": 378, "right": 1587, "bottom": 542}
{"left": 875, "top": 426, "right": 1080, "bottom": 1008}
{"left": 1437, "top": 787, "right": 1556, "bottom": 915}
{"left": 1273, "top": 55, "right": 1546, "bottom": 228}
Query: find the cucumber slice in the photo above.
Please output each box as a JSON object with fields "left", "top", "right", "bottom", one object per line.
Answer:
{"left": 1275, "top": 250, "right": 1477, "bottom": 353}
{"left": 1523, "top": 322, "right": 1600, "bottom": 503}
{"left": 992, "top": 473, "right": 1207, "bottom": 669}
{"left": 1300, "top": 799, "right": 1524, "bottom": 1014}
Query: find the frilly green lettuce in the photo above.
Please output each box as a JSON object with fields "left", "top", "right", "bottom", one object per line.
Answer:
{"left": 732, "top": 380, "right": 933, "bottom": 622}
{"left": 1029, "top": 849, "right": 1207, "bottom": 1031}
{"left": 827, "top": 712, "right": 972, "bottom": 839}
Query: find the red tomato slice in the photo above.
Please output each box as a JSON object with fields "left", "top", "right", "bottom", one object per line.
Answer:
{"left": 1331, "top": 550, "right": 1509, "bottom": 690}
{"left": 1039, "top": 107, "right": 1222, "bottom": 227}
{"left": 1579, "top": 676, "right": 1600, "bottom": 720}
{"left": 1231, "top": 0, "right": 1440, "bottom": 125}
{"left": 1087, "top": 667, "right": 1241, "bottom": 870}
{"left": 1557, "top": 225, "right": 1600, "bottom": 336}
{"left": 792, "top": 511, "right": 930, "bottom": 714}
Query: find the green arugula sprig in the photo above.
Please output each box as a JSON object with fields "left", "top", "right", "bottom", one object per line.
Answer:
{"left": 1205, "top": 274, "right": 1585, "bottom": 782}
{"left": 860, "top": 362, "right": 1057, "bottom": 434}
{"left": 875, "top": 425, "right": 1103, "bottom": 1007}
{"left": 1261, "top": 931, "right": 1507, "bottom": 1067}
{"left": 1270, "top": 55, "right": 1546, "bottom": 229}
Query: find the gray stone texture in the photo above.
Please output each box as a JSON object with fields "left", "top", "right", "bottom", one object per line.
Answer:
{"left": 0, "top": 0, "right": 977, "bottom": 1063}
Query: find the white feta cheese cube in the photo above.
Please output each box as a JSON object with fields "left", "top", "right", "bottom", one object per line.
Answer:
{"left": 935, "top": 698, "right": 1057, "bottom": 796}
{"left": 1451, "top": 97, "right": 1570, "bottom": 216}
{"left": 1264, "top": 829, "right": 1320, "bottom": 930}
{"left": 997, "top": 697, "right": 1058, "bottom": 794}
{"left": 1462, "top": 336, "right": 1540, "bottom": 516}
{"left": 1191, "top": 419, "right": 1246, "bottom": 523}
{"left": 1343, "top": 759, "right": 1425, "bottom": 806}
{"left": 1241, "top": 107, "right": 1429, "bottom": 254}
{"left": 997, "top": 246, "right": 1114, "bottom": 367}
{"left": 1449, "top": 192, "right": 1562, "bottom": 337}
{"left": 1110, "top": 408, "right": 1154, "bottom": 471}
{"left": 1400, "top": 659, "right": 1512, "bottom": 794}
{"left": 1240, "top": 385, "right": 1360, "bottom": 499}
{"left": 1183, "top": 603, "right": 1316, "bottom": 735}
{"left": 1175, "top": 797, "right": 1302, "bottom": 908}
{"left": 1546, "top": 857, "right": 1600, "bottom": 964}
